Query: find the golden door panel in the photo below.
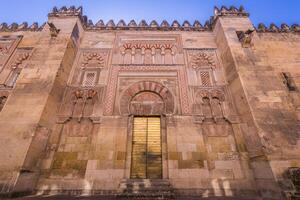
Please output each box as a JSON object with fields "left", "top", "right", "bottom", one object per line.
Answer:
{"left": 131, "top": 117, "right": 162, "bottom": 179}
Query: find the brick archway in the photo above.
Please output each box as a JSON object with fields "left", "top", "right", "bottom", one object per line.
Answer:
{"left": 119, "top": 81, "right": 175, "bottom": 115}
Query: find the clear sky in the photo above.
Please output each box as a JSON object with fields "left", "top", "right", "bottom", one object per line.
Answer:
{"left": 0, "top": 0, "right": 299, "bottom": 27}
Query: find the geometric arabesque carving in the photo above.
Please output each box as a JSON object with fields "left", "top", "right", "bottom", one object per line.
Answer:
{"left": 119, "top": 81, "right": 175, "bottom": 115}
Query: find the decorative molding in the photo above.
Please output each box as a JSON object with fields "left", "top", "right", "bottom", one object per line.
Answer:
{"left": 119, "top": 81, "right": 175, "bottom": 115}
{"left": 113, "top": 34, "right": 184, "bottom": 66}
{"left": 103, "top": 65, "right": 191, "bottom": 115}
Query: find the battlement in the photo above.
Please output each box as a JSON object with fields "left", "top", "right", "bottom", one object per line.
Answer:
{"left": 0, "top": 5, "right": 299, "bottom": 33}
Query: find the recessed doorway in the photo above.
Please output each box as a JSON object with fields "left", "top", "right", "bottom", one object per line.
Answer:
{"left": 130, "top": 117, "right": 162, "bottom": 179}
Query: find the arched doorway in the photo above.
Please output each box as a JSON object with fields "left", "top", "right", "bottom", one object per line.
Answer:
{"left": 121, "top": 81, "right": 175, "bottom": 179}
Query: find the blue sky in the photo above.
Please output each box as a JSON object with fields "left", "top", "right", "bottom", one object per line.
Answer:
{"left": 0, "top": 0, "right": 299, "bottom": 26}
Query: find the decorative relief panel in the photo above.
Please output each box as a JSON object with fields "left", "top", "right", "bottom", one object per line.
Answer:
{"left": 119, "top": 81, "right": 175, "bottom": 115}
{"left": 58, "top": 86, "right": 103, "bottom": 123}
{"left": 188, "top": 50, "right": 216, "bottom": 69}
{"left": 70, "top": 49, "right": 109, "bottom": 86}
{"left": 186, "top": 49, "right": 219, "bottom": 87}
{"left": 113, "top": 34, "right": 184, "bottom": 65}
{"left": 0, "top": 41, "right": 12, "bottom": 55}
{"left": 0, "top": 45, "right": 32, "bottom": 113}
{"left": 0, "top": 47, "right": 32, "bottom": 90}
{"left": 102, "top": 34, "right": 190, "bottom": 115}
{"left": 103, "top": 65, "right": 190, "bottom": 115}
{"left": 192, "top": 86, "right": 238, "bottom": 123}
{"left": 0, "top": 36, "right": 21, "bottom": 71}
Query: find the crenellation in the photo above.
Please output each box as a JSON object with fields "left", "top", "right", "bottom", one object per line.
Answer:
{"left": 256, "top": 22, "right": 300, "bottom": 33}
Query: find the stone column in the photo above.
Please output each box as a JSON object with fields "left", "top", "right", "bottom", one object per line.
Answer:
{"left": 0, "top": 7, "right": 83, "bottom": 195}
{"left": 213, "top": 7, "right": 282, "bottom": 199}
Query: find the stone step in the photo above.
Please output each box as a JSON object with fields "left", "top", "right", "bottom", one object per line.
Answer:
{"left": 117, "top": 179, "right": 175, "bottom": 200}
{"left": 121, "top": 188, "right": 175, "bottom": 194}
{"left": 116, "top": 194, "right": 175, "bottom": 200}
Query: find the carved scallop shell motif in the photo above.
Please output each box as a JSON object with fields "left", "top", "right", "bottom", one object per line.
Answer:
{"left": 190, "top": 52, "right": 216, "bottom": 69}
{"left": 81, "top": 52, "right": 105, "bottom": 67}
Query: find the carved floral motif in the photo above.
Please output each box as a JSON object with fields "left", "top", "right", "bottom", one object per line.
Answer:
{"left": 189, "top": 51, "right": 216, "bottom": 69}
{"left": 81, "top": 52, "right": 106, "bottom": 67}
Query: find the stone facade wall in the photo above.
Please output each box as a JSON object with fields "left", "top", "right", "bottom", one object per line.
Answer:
{"left": 0, "top": 5, "right": 299, "bottom": 199}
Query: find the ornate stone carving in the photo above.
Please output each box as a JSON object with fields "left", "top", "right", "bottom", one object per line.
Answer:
{"left": 81, "top": 52, "right": 106, "bottom": 67}
{"left": 0, "top": 48, "right": 32, "bottom": 87}
{"left": 0, "top": 37, "right": 19, "bottom": 58}
{"left": 58, "top": 87, "right": 103, "bottom": 123}
{"left": 193, "top": 88, "right": 227, "bottom": 122}
{"left": 119, "top": 81, "right": 175, "bottom": 115}
{"left": 0, "top": 43, "right": 10, "bottom": 55}
{"left": 116, "top": 35, "right": 183, "bottom": 66}
{"left": 10, "top": 52, "right": 30, "bottom": 69}
{"left": 74, "top": 89, "right": 84, "bottom": 99}
{"left": 70, "top": 49, "right": 109, "bottom": 86}
{"left": 120, "top": 42, "right": 176, "bottom": 65}
{"left": 189, "top": 52, "right": 216, "bottom": 69}
{"left": 103, "top": 65, "right": 190, "bottom": 115}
